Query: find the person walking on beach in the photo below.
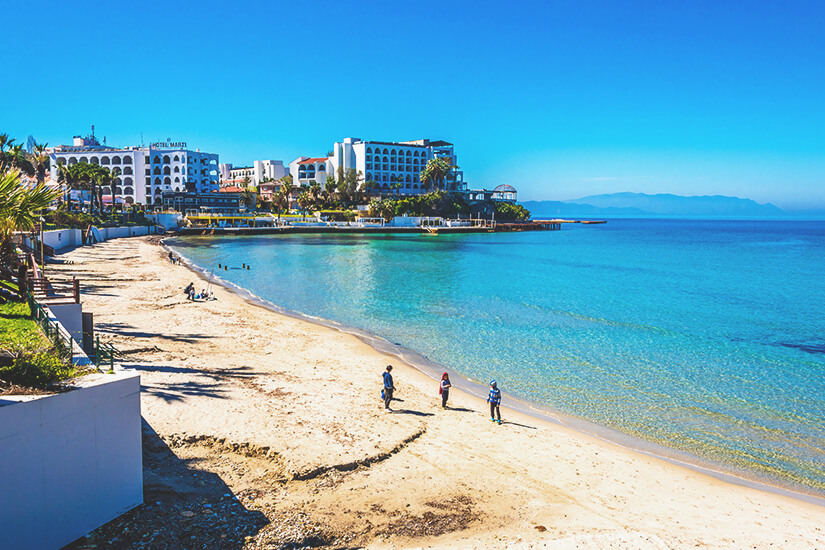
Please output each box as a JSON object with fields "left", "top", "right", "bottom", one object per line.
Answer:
{"left": 439, "top": 372, "right": 452, "bottom": 408}
{"left": 383, "top": 365, "right": 396, "bottom": 412}
{"left": 488, "top": 380, "right": 502, "bottom": 424}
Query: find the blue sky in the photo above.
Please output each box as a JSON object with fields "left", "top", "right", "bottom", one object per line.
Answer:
{"left": 2, "top": 0, "right": 823, "bottom": 209}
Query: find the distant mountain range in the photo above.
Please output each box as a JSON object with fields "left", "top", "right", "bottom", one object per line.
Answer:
{"left": 521, "top": 192, "right": 808, "bottom": 219}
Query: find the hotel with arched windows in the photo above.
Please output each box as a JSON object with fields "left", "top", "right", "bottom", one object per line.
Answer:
{"left": 289, "top": 138, "right": 465, "bottom": 195}
{"left": 48, "top": 135, "right": 219, "bottom": 206}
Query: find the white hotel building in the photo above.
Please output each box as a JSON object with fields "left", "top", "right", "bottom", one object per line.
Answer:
{"left": 49, "top": 136, "right": 219, "bottom": 206}
{"left": 289, "top": 138, "right": 465, "bottom": 195}
{"left": 219, "top": 160, "right": 288, "bottom": 186}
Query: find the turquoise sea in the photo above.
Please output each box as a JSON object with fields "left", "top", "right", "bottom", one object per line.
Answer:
{"left": 169, "top": 220, "right": 825, "bottom": 495}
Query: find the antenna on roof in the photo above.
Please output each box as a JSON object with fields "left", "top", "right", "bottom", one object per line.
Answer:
{"left": 91, "top": 124, "right": 95, "bottom": 139}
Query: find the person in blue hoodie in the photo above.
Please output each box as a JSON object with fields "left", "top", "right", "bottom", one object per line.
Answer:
{"left": 487, "top": 380, "right": 502, "bottom": 424}
{"left": 382, "top": 365, "right": 396, "bottom": 411}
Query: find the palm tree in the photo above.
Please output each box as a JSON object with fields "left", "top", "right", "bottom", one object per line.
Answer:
{"left": 420, "top": 157, "right": 455, "bottom": 192}
{"left": 271, "top": 186, "right": 289, "bottom": 221}
{"left": 309, "top": 182, "right": 322, "bottom": 209}
{"left": 240, "top": 186, "right": 257, "bottom": 212}
{"left": 296, "top": 191, "right": 312, "bottom": 215}
{"left": 0, "top": 168, "right": 59, "bottom": 283}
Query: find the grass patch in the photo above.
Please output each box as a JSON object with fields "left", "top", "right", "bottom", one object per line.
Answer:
{"left": 0, "top": 302, "right": 79, "bottom": 389}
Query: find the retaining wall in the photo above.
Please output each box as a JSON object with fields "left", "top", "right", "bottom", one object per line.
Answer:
{"left": 0, "top": 372, "right": 143, "bottom": 550}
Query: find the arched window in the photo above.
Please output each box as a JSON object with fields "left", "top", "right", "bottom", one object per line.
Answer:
{"left": 124, "top": 187, "right": 133, "bottom": 195}
{"left": 173, "top": 155, "right": 179, "bottom": 161}
{"left": 80, "top": 156, "right": 88, "bottom": 163}
{"left": 153, "top": 167, "right": 161, "bottom": 175}
{"left": 383, "top": 156, "right": 388, "bottom": 162}
{"left": 68, "top": 157, "right": 77, "bottom": 164}
{"left": 406, "top": 175, "right": 411, "bottom": 182}
{"left": 124, "top": 177, "right": 133, "bottom": 185}
{"left": 101, "top": 157, "right": 110, "bottom": 165}
{"left": 123, "top": 156, "right": 131, "bottom": 164}
{"left": 174, "top": 187, "right": 180, "bottom": 192}
{"left": 163, "top": 155, "right": 170, "bottom": 163}
{"left": 112, "top": 156, "right": 121, "bottom": 164}
{"left": 413, "top": 184, "right": 419, "bottom": 189}
{"left": 154, "top": 197, "right": 162, "bottom": 205}
{"left": 174, "top": 166, "right": 180, "bottom": 172}
{"left": 154, "top": 177, "right": 161, "bottom": 185}
{"left": 406, "top": 151, "right": 412, "bottom": 156}
{"left": 174, "top": 177, "right": 180, "bottom": 182}
{"left": 163, "top": 167, "right": 170, "bottom": 175}
{"left": 318, "top": 164, "right": 325, "bottom": 171}
{"left": 124, "top": 167, "right": 133, "bottom": 175}
{"left": 382, "top": 174, "right": 388, "bottom": 182}
{"left": 382, "top": 183, "right": 389, "bottom": 189}
{"left": 413, "top": 151, "right": 419, "bottom": 157}
{"left": 366, "top": 147, "right": 372, "bottom": 153}
{"left": 382, "top": 148, "right": 388, "bottom": 154}
{"left": 56, "top": 157, "right": 67, "bottom": 166}
{"left": 90, "top": 156, "right": 99, "bottom": 164}
{"left": 101, "top": 186, "right": 112, "bottom": 194}
{"left": 164, "top": 177, "right": 171, "bottom": 185}
{"left": 153, "top": 156, "right": 161, "bottom": 163}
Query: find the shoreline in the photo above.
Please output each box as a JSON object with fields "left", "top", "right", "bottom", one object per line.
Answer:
{"left": 53, "top": 236, "right": 825, "bottom": 549}
{"left": 164, "top": 237, "right": 825, "bottom": 507}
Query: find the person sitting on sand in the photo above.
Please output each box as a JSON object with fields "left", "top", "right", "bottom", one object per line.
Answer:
{"left": 488, "top": 380, "right": 502, "bottom": 424}
{"left": 439, "top": 372, "right": 452, "bottom": 408}
{"left": 383, "top": 365, "right": 396, "bottom": 412}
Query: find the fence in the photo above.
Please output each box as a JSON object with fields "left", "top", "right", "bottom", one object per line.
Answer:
{"left": 26, "top": 294, "right": 74, "bottom": 364}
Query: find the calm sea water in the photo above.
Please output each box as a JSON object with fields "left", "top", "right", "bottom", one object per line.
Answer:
{"left": 170, "top": 220, "right": 825, "bottom": 493}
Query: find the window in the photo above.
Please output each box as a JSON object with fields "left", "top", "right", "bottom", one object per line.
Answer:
{"left": 123, "top": 156, "right": 132, "bottom": 164}
{"left": 163, "top": 167, "right": 171, "bottom": 175}
{"left": 174, "top": 166, "right": 180, "bottom": 173}
{"left": 153, "top": 156, "right": 160, "bottom": 163}
{"left": 163, "top": 155, "right": 170, "bottom": 163}
{"left": 174, "top": 155, "right": 179, "bottom": 161}
{"left": 153, "top": 167, "right": 161, "bottom": 175}
{"left": 164, "top": 177, "right": 171, "bottom": 185}
{"left": 90, "top": 157, "right": 99, "bottom": 164}
{"left": 124, "top": 177, "right": 133, "bottom": 185}
{"left": 124, "top": 167, "right": 133, "bottom": 175}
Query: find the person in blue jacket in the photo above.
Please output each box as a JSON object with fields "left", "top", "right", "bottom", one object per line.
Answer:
{"left": 487, "top": 380, "right": 502, "bottom": 424}
{"left": 382, "top": 365, "right": 396, "bottom": 411}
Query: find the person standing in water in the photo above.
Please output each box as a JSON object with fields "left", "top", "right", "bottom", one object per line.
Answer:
{"left": 439, "top": 372, "right": 452, "bottom": 408}
{"left": 382, "top": 365, "right": 396, "bottom": 412}
{"left": 488, "top": 380, "right": 502, "bottom": 424}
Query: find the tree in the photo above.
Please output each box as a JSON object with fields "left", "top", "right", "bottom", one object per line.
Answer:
{"left": 308, "top": 181, "right": 322, "bottom": 208}
{"left": 56, "top": 162, "right": 110, "bottom": 216}
{"left": 240, "top": 186, "right": 258, "bottom": 211}
{"left": 271, "top": 186, "right": 289, "bottom": 220}
{"left": 420, "top": 157, "right": 456, "bottom": 192}
{"left": 0, "top": 168, "right": 59, "bottom": 283}
{"left": 296, "top": 191, "right": 312, "bottom": 215}
{"left": 324, "top": 175, "right": 337, "bottom": 202}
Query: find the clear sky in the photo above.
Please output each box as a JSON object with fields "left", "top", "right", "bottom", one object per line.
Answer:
{"left": 2, "top": 0, "right": 823, "bottom": 209}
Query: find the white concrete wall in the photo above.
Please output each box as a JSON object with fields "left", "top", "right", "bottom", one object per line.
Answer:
{"left": 146, "top": 212, "right": 182, "bottom": 230}
{"left": 0, "top": 372, "right": 143, "bottom": 550}
{"left": 49, "top": 303, "right": 83, "bottom": 345}
{"left": 42, "top": 228, "right": 83, "bottom": 250}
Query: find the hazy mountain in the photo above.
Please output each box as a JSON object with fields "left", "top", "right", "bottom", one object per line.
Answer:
{"left": 522, "top": 192, "right": 787, "bottom": 219}
{"left": 565, "top": 192, "right": 784, "bottom": 217}
{"left": 520, "top": 200, "right": 649, "bottom": 218}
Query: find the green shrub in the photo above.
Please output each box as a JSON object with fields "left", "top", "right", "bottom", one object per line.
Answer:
{"left": 0, "top": 351, "right": 75, "bottom": 388}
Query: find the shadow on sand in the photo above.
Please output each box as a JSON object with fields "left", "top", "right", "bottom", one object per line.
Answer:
{"left": 64, "top": 419, "right": 268, "bottom": 549}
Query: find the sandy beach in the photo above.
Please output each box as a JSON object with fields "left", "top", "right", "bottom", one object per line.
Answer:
{"left": 53, "top": 236, "right": 825, "bottom": 549}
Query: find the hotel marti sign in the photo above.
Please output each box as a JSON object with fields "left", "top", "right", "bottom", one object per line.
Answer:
{"left": 151, "top": 138, "right": 188, "bottom": 149}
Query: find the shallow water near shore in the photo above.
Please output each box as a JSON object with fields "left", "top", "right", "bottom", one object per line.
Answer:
{"left": 169, "top": 219, "right": 825, "bottom": 495}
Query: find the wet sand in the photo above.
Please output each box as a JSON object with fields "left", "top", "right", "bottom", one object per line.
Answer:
{"left": 54, "top": 236, "right": 825, "bottom": 549}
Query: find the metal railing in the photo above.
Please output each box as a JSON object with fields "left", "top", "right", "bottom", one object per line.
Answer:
{"left": 94, "top": 336, "right": 118, "bottom": 373}
{"left": 26, "top": 293, "right": 74, "bottom": 364}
